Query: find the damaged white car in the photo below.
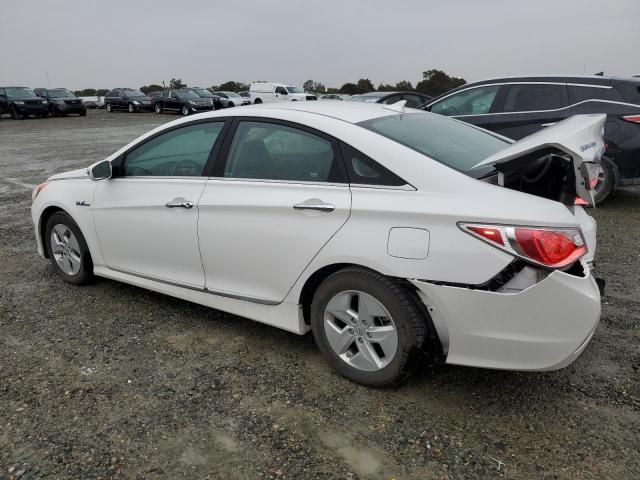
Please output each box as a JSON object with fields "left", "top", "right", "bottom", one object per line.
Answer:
{"left": 31, "top": 102, "right": 605, "bottom": 386}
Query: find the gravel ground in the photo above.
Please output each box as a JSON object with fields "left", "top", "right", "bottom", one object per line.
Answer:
{"left": 1, "top": 110, "right": 639, "bottom": 480}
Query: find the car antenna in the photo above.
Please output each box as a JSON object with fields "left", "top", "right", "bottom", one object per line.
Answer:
{"left": 383, "top": 100, "right": 407, "bottom": 113}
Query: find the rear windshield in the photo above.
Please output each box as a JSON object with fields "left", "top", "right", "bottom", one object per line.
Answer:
{"left": 358, "top": 112, "right": 509, "bottom": 172}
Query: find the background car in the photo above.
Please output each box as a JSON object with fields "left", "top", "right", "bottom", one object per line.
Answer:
{"left": 34, "top": 88, "right": 86, "bottom": 117}
{"left": 212, "top": 91, "right": 249, "bottom": 107}
{"left": 238, "top": 91, "right": 250, "bottom": 99}
{"left": 349, "top": 91, "right": 432, "bottom": 108}
{"left": 105, "top": 88, "right": 153, "bottom": 113}
{"left": 320, "top": 94, "right": 347, "bottom": 100}
{"left": 181, "top": 87, "right": 221, "bottom": 109}
{"left": 421, "top": 75, "right": 640, "bottom": 203}
{"left": 0, "top": 86, "right": 48, "bottom": 119}
{"left": 151, "top": 89, "right": 214, "bottom": 116}
{"left": 31, "top": 102, "right": 602, "bottom": 387}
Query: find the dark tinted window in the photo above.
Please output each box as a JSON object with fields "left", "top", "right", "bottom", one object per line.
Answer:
{"left": 224, "top": 121, "right": 341, "bottom": 182}
{"left": 611, "top": 79, "right": 640, "bottom": 104}
{"left": 339, "top": 142, "right": 407, "bottom": 187}
{"left": 124, "top": 122, "right": 224, "bottom": 177}
{"left": 568, "top": 85, "right": 625, "bottom": 103}
{"left": 502, "top": 84, "right": 567, "bottom": 112}
{"left": 430, "top": 85, "right": 500, "bottom": 115}
{"left": 359, "top": 112, "right": 509, "bottom": 172}
{"left": 401, "top": 94, "right": 426, "bottom": 108}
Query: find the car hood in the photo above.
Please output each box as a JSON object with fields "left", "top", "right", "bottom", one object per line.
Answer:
{"left": 48, "top": 168, "right": 89, "bottom": 181}
{"left": 475, "top": 114, "right": 606, "bottom": 204}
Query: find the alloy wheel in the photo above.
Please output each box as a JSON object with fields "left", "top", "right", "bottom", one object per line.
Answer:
{"left": 323, "top": 290, "right": 398, "bottom": 372}
{"left": 50, "top": 224, "right": 82, "bottom": 276}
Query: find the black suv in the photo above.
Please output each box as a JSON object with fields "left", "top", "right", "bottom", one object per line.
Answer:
{"left": 34, "top": 88, "right": 86, "bottom": 117}
{"left": 105, "top": 88, "right": 153, "bottom": 113}
{"left": 151, "top": 89, "right": 215, "bottom": 116}
{"left": 0, "top": 86, "right": 48, "bottom": 119}
{"left": 422, "top": 75, "right": 640, "bottom": 202}
{"left": 182, "top": 87, "right": 222, "bottom": 109}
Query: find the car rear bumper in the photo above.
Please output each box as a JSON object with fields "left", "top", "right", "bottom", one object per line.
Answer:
{"left": 411, "top": 265, "right": 601, "bottom": 371}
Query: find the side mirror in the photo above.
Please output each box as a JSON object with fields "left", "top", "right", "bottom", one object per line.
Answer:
{"left": 88, "top": 160, "right": 112, "bottom": 181}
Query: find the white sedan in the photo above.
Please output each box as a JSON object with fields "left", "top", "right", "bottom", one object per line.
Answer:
{"left": 31, "top": 101, "right": 604, "bottom": 386}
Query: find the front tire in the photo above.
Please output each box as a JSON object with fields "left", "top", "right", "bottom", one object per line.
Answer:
{"left": 154, "top": 102, "right": 163, "bottom": 114}
{"left": 128, "top": 103, "right": 135, "bottom": 113}
{"left": 181, "top": 105, "right": 190, "bottom": 116}
{"left": 10, "top": 106, "right": 20, "bottom": 119}
{"left": 311, "top": 267, "right": 428, "bottom": 387}
{"left": 106, "top": 103, "right": 112, "bottom": 112}
{"left": 45, "top": 212, "right": 94, "bottom": 285}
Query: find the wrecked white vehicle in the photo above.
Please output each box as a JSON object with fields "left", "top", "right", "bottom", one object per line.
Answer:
{"left": 30, "top": 102, "right": 605, "bottom": 386}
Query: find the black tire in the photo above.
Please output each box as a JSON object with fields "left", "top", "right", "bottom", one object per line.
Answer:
{"left": 154, "top": 102, "right": 163, "bottom": 114}
{"left": 45, "top": 211, "right": 94, "bottom": 285}
{"left": 228, "top": 101, "right": 235, "bottom": 108}
{"left": 254, "top": 98, "right": 262, "bottom": 104}
{"left": 10, "top": 106, "right": 20, "bottom": 119}
{"left": 593, "top": 155, "right": 619, "bottom": 204}
{"left": 128, "top": 103, "right": 135, "bottom": 113}
{"left": 106, "top": 103, "right": 112, "bottom": 112}
{"left": 181, "top": 104, "right": 190, "bottom": 116}
{"left": 79, "top": 110, "right": 87, "bottom": 117}
{"left": 310, "top": 267, "right": 429, "bottom": 387}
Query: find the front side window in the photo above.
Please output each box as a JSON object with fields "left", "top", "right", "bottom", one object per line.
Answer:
{"left": 430, "top": 85, "right": 500, "bottom": 116}
{"left": 123, "top": 122, "right": 224, "bottom": 177}
{"left": 275, "top": 87, "right": 287, "bottom": 94}
{"left": 359, "top": 112, "right": 509, "bottom": 172}
{"left": 502, "top": 84, "right": 567, "bottom": 112}
{"left": 223, "top": 121, "right": 340, "bottom": 182}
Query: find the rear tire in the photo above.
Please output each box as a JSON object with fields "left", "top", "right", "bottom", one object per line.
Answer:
{"left": 593, "top": 155, "right": 619, "bottom": 204}
{"left": 254, "top": 98, "right": 262, "bottom": 104}
{"left": 310, "top": 267, "right": 429, "bottom": 387}
{"left": 45, "top": 211, "right": 94, "bottom": 285}
{"left": 79, "top": 110, "right": 87, "bottom": 117}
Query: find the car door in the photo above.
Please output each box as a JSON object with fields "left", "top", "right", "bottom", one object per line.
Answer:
{"left": 92, "top": 120, "right": 228, "bottom": 287}
{"left": 274, "top": 86, "right": 288, "bottom": 102}
{"left": 488, "top": 83, "right": 571, "bottom": 140}
{"left": 198, "top": 118, "right": 351, "bottom": 303}
{"left": 427, "top": 84, "right": 503, "bottom": 130}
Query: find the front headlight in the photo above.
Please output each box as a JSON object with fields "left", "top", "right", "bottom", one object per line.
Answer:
{"left": 190, "top": 100, "right": 198, "bottom": 105}
{"left": 55, "top": 100, "right": 65, "bottom": 105}
{"left": 32, "top": 181, "right": 49, "bottom": 202}
{"left": 41, "top": 100, "right": 48, "bottom": 104}
{"left": 14, "top": 101, "right": 24, "bottom": 105}
{"left": 133, "top": 100, "right": 140, "bottom": 105}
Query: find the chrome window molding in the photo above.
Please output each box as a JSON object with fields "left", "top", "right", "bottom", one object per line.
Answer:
{"left": 452, "top": 99, "right": 640, "bottom": 118}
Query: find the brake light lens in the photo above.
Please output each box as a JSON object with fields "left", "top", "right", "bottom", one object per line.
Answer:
{"left": 622, "top": 115, "right": 640, "bottom": 124}
{"left": 460, "top": 223, "right": 586, "bottom": 269}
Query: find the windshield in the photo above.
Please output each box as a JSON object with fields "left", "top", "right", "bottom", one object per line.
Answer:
{"left": 5, "top": 87, "right": 38, "bottom": 99}
{"left": 286, "top": 86, "right": 304, "bottom": 94}
{"left": 359, "top": 112, "right": 509, "bottom": 172}
{"left": 192, "top": 88, "right": 214, "bottom": 97}
{"left": 123, "top": 89, "right": 146, "bottom": 98}
{"left": 350, "top": 95, "right": 379, "bottom": 103}
{"left": 47, "top": 89, "right": 76, "bottom": 98}
{"left": 222, "top": 91, "right": 241, "bottom": 98}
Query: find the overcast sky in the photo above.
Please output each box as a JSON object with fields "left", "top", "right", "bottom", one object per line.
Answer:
{"left": 1, "top": 0, "right": 638, "bottom": 90}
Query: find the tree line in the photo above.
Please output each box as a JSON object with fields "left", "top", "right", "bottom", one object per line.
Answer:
{"left": 73, "top": 69, "right": 466, "bottom": 98}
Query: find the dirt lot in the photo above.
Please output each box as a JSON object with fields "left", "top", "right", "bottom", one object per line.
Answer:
{"left": 1, "top": 110, "right": 639, "bottom": 479}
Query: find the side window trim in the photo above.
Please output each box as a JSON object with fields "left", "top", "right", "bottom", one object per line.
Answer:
{"left": 112, "top": 118, "right": 232, "bottom": 178}
{"left": 211, "top": 117, "right": 348, "bottom": 184}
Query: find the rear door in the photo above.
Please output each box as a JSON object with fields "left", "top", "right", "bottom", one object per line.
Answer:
{"left": 489, "top": 83, "right": 571, "bottom": 140}
{"left": 427, "top": 84, "right": 503, "bottom": 130}
{"left": 197, "top": 118, "right": 351, "bottom": 303}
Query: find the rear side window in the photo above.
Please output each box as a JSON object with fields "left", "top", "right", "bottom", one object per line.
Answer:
{"left": 611, "top": 79, "right": 640, "bottom": 104}
{"left": 339, "top": 142, "right": 407, "bottom": 187}
{"left": 568, "top": 85, "right": 625, "bottom": 103}
{"left": 502, "top": 84, "right": 568, "bottom": 112}
{"left": 223, "top": 121, "right": 343, "bottom": 183}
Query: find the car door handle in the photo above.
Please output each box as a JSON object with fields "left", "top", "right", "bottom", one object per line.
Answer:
{"left": 541, "top": 122, "right": 556, "bottom": 127}
{"left": 293, "top": 202, "right": 335, "bottom": 212}
{"left": 165, "top": 199, "right": 194, "bottom": 209}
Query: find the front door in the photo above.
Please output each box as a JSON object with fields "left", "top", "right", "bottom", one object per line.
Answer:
{"left": 198, "top": 119, "right": 351, "bottom": 303}
{"left": 93, "top": 120, "right": 226, "bottom": 287}
{"left": 427, "top": 84, "right": 502, "bottom": 130}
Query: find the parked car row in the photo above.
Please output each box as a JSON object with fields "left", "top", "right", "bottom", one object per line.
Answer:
{"left": 0, "top": 86, "right": 87, "bottom": 119}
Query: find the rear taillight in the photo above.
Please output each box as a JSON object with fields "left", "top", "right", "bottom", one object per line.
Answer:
{"left": 460, "top": 223, "right": 586, "bottom": 269}
{"left": 622, "top": 115, "right": 640, "bottom": 124}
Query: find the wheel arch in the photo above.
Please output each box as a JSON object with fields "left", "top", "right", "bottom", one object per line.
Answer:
{"left": 39, "top": 205, "right": 66, "bottom": 258}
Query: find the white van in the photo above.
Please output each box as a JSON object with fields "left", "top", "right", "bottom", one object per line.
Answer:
{"left": 249, "top": 83, "right": 316, "bottom": 104}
